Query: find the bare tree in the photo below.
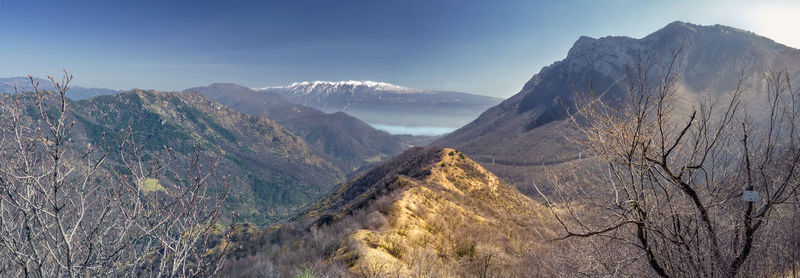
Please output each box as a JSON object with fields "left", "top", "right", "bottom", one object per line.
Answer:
{"left": 543, "top": 48, "right": 800, "bottom": 277}
{"left": 0, "top": 73, "right": 229, "bottom": 277}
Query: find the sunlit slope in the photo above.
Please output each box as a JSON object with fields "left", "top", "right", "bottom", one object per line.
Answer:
{"left": 309, "top": 147, "right": 558, "bottom": 277}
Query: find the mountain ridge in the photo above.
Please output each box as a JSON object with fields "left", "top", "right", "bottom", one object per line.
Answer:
{"left": 263, "top": 81, "right": 503, "bottom": 129}
{"left": 0, "top": 77, "right": 121, "bottom": 100}
{"left": 185, "top": 82, "right": 410, "bottom": 172}
{"left": 434, "top": 21, "right": 800, "bottom": 196}
{"left": 221, "top": 147, "right": 559, "bottom": 277}
{"left": 263, "top": 80, "right": 424, "bottom": 94}
{"left": 3, "top": 88, "right": 346, "bottom": 224}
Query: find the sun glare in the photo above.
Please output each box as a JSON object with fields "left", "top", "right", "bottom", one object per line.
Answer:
{"left": 746, "top": 3, "right": 800, "bottom": 49}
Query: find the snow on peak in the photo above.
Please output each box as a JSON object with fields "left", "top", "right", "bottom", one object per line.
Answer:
{"left": 291, "top": 80, "right": 416, "bottom": 91}
{"left": 263, "top": 80, "right": 425, "bottom": 95}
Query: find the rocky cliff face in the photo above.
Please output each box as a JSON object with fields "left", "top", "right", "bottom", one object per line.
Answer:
{"left": 434, "top": 21, "right": 800, "bottom": 196}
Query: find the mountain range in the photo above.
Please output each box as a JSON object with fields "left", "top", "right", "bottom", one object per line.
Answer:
{"left": 0, "top": 79, "right": 463, "bottom": 224}
{"left": 4, "top": 20, "right": 800, "bottom": 277}
{"left": 185, "top": 83, "right": 411, "bottom": 173}
{"left": 0, "top": 77, "right": 121, "bottom": 100}
{"left": 4, "top": 89, "right": 350, "bottom": 224}
{"left": 2, "top": 76, "right": 499, "bottom": 135}
{"left": 434, "top": 21, "right": 800, "bottom": 196}
{"left": 214, "top": 21, "right": 800, "bottom": 276}
{"left": 262, "top": 81, "right": 503, "bottom": 131}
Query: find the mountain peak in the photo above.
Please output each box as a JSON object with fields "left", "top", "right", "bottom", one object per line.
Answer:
{"left": 185, "top": 83, "right": 260, "bottom": 99}
{"left": 659, "top": 20, "right": 751, "bottom": 35}
{"left": 436, "top": 21, "right": 800, "bottom": 199}
{"left": 665, "top": 20, "right": 696, "bottom": 30}
{"left": 644, "top": 21, "right": 770, "bottom": 45}
{"left": 567, "top": 35, "right": 598, "bottom": 55}
{"left": 272, "top": 80, "right": 424, "bottom": 94}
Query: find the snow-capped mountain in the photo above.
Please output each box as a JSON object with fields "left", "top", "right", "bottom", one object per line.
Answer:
{"left": 261, "top": 81, "right": 503, "bottom": 131}
{"left": 265, "top": 80, "right": 425, "bottom": 95}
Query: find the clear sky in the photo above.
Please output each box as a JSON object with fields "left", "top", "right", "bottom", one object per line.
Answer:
{"left": 0, "top": 0, "right": 797, "bottom": 97}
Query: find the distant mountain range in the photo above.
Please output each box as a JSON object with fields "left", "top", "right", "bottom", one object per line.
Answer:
{"left": 217, "top": 21, "right": 800, "bottom": 275}
{"left": 185, "top": 83, "right": 411, "bottom": 173}
{"left": 0, "top": 77, "right": 121, "bottom": 100}
{"left": 434, "top": 21, "right": 800, "bottom": 196}
{"left": 261, "top": 81, "right": 503, "bottom": 130}
{"left": 1, "top": 78, "right": 456, "bottom": 223}
{"left": 2, "top": 76, "right": 502, "bottom": 135}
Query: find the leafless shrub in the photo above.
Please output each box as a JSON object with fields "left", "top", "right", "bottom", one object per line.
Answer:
{"left": 543, "top": 47, "right": 800, "bottom": 277}
{"left": 0, "top": 73, "right": 229, "bottom": 277}
{"left": 355, "top": 258, "right": 389, "bottom": 278}
{"left": 364, "top": 211, "right": 389, "bottom": 231}
{"left": 407, "top": 246, "right": 439, "bottom": 278}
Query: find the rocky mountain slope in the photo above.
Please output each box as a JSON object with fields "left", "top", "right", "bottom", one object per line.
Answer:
{"left": 185, "top": 83, "right": 409, "bottom": 172}
{"left": 434, "top": 21, "right": 800, "bottom": 196}
{"left": 262, "top": 81, "right": 503, "bottom": 129}
{"left": 6, "top": 90, "right": 345, "bottom": 224}
{"left": 220, "top": 147, "right": 559, "bottom": 277}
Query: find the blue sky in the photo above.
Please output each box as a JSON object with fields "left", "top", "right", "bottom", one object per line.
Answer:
{"left": 0, "top": 0, "right": 797, "bottom": 97}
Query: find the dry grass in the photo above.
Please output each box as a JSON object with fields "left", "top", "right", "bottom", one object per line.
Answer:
{"left": 218, "top": 147, "right": 573, "bottom": 277}
{"left": 139, "top": 177, "right": 167, "bottom": 193}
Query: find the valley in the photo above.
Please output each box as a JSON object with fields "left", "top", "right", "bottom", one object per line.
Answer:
{"left": 1, "top": 2, "right": 799, "bottom": 275}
